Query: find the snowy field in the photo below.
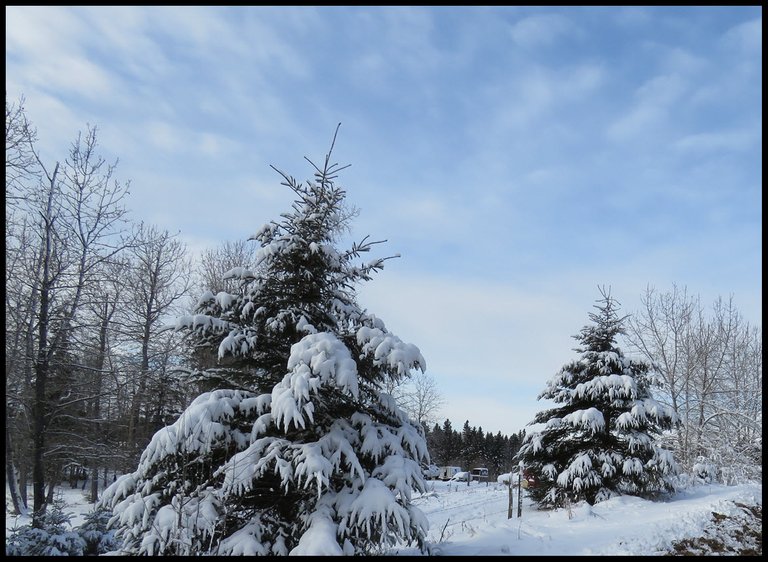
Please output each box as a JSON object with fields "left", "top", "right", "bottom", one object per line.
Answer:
{"left": 6, "top": 478, "right": 761, "bottom": 556}
{"left": 395, "top": 479, "right": 762, "bottom": 556}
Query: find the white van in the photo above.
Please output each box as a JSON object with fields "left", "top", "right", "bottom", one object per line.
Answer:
{"left": 438, "top": 466, "right": 462, "bottom": 480}
{"left": 470, "top": 467, "right": 489, "bottom": 481}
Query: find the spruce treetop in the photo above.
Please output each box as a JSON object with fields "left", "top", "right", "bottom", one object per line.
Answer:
{"left": 574, "top": 285, "right": 628, "bottom": 354}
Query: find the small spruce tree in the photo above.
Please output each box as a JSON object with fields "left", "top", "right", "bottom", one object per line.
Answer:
{"left": 78, "top": 507, "right": 120, "bottom": 555}
{"left": 5, "top": 493, "right": 86, "bottom": 556}
{"left": 518, "top": 287, "right": 678, "bottom": 508}
{"left": 100, "top": 126, "right": 431, "bottom": 555}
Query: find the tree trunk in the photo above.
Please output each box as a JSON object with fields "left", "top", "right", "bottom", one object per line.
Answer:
{"left": 90, "top": 298, "right": 110, "bottom": 503}
{"left": 18, "top": 281, "right": 39, "bottom": 512}
{"left": 46, "top": 478, "right": 56, "bottom": 504}
{"left": 32, "top": 252, "right": 51, "bottom": 525}
{"left": 19, "top": 462, "right": 29, "bottom": 511}
{"left": 127, "top": 312, "right": 153, "bottom": 465}
{"left": 5, "top": 412, "right": 26, "bottom": 515}
{"left": 32, "top": 164, "right": 58, "bottom": 528}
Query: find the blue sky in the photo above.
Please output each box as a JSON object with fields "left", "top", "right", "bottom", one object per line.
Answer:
{"left": 6, "top": 6, "right": 761, "bottom": 437}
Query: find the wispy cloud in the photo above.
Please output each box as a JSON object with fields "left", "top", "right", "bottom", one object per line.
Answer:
{"left": 6, "top": 6, "right": 761, "bottom": 436}
{"left": 509, "top": 13, "right": 580, "bottom": 49}
{"left": 673, "top": 130, "right": 759, "bottom": 153}
{"left": 6, "top": 7, "right": 114, "bottom": 100}
{"left": 612, "top": 6, "right": 652, "bottom": 27}
{"left": 720, "top": 17, "right": 762, "bottom": 54}
{"left": 606, "top": 73, "right": 688, "bottom": 141}
{"left": 358, "top": 272, "right": 588, "bottom": 384}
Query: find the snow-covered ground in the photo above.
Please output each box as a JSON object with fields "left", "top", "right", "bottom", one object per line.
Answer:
{"left": 396, "top": 478, "right": 762, "bottom": 556}
{"left": 6, "top": 479, "right": 761, "bottom": 556}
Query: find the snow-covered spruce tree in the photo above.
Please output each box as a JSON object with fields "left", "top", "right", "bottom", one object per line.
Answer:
{"left": 77, "top": 507, "right": 120, "bottom": 555}
{"left": 5, "top": 493, "right": 86, "bottom": 556}
{"left": 518, "top": 287, "right": 679, "bottom": 509}
{"left": 99, "top": 126, "right": 431, "bottom": 556}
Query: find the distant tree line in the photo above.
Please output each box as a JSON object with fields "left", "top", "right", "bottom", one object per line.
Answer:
{"left": 424, "top": 419, "right": 525, "bottom": 477}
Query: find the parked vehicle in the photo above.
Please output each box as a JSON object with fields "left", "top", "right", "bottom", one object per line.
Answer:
{"left": 470, "top": 467, "right": 489, "bottom": 481}
{"left": 496, "top": 468, "right": 538, "bottom": 488}
{"left": 438, "top": 466, "right": 462, "bottom": 481}
{"left": 423, "top": 464, "right": 440, "bottom": 479}
{"left": 449, "top": 471, "right": 470, "bottom": 482}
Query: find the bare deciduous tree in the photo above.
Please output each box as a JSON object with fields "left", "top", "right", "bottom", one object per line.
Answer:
{"left": 625, "top": 284, "right": 762, "bottom": 482}
{"left": 7, "top": 116, "right": 132, "bottom": 525}
{"left": 195, "top": 239, "right": 260, "bottom": 296}
{"left": 5, "top": 95, "right": 39, "bottom": 204}
{"left": 393, "top": 371, "right": 446, "bottom": 430}
{"left": 121, "top": 223, "right": 192, "bottom": 466}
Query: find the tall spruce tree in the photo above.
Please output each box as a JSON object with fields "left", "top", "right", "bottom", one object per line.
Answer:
{"left": 518, "top": 287, "right": 678, "bottom": 508}
{"left": 100, "top": 127, "right": 431, "bottom": 555}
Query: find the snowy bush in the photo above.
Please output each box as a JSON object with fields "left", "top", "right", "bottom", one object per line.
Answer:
{"left": 77, "top": 507, "right": 120, "bottom": 555}
{"left": 5, "top": 494, "right": 86, "bottom": 556}
{"left": 692, "top": 460, "right": 718, "bottom": 484}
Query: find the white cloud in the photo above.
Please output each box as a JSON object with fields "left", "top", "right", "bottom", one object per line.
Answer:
{"left": 358, "top": 272, "right": 586, "bottom": 385}
{"left": 356, "top": 271, "right": 590, "bottom": 435}
{"left": 139, "top": 120, "right": 245, "bottom": 160}
{"left": 6, "top": 7, "right": 114, "bottom": 100}
{"left": 146, "top": 121, "right": 184, "bottom": 153}
{"left": 368, "top": 7, "right": 441, "bottom": 64}
{"left": 564, "top": 63, "right": 605, "bottom": 96}
{"left": 612, "top": 7, "right": 651, "bottom": 27}
{"left": 509, "top": 13, "right": 578, "bottom": 49}
{"left": 197, "top": 133, "right": 238, "bottom": 157}
{"left": 76, "top": 7, "right": 173, "bottom": 85}
{"left": 606, "top": 73, "right": 687, "bottom": 141}
{"left": 673, "top": 129, "right": 758, "bottom": 153}
{"left": 605, "top": 105, "right": 662, "bottom": 141}
{"left": 636, "top": 73, "right": 688, "bottom": 106}
{"left": 720, "top": 17, "right": 762, "bottom": 55}
{"left": 661, "top": 47, "right": 709, "bottom": 76}
{"left": 438, "top": 392, "right": 543, "bottom": 436}
{"left": 469, "top": 61, "right": 604, "bottom": 147}
{"left": 6, "top": 6, "right": 83, "bottom": 56}
{"left": 6, "top": 5, "right": 760, "bottom": 436}
{"left": 344, "top": 7, "right": 447, "bottom": 97}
